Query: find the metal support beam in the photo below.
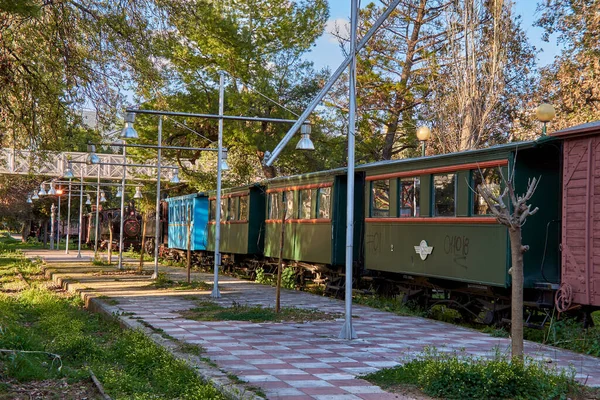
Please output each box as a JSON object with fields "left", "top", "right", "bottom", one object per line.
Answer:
{"left": 126, "top": 108, "right": 297, "bottom": 125}
{"left": 107, "top": 143, "right": 218, "bottom": 152}
{"left": 265, "top": 0, "right": 402, "bottom": 167}
{"left": 212, "top": 72, "right": 225, "bottom": 298}
{"left": 339, "top": 0, "right": 359, "bottom": 341}
{"left": 152, "top": 117, "right": 163, "bottom": 280}
{"left": 65, "top": 180, "right": 71, "bottom": 254}
{"left": 117, "top": 144, "right": 127, "bottom": 270}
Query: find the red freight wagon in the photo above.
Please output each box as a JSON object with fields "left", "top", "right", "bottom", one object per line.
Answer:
{"left": 552, "top": 121, "right": 600, "bottom": 307}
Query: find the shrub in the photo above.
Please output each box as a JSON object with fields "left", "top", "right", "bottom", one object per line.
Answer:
{"left": 362, "top": 349, "right": 581, "bottom": 400}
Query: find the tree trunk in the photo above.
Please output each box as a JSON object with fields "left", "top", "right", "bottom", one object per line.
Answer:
{"left": 187, "top": 207, "right": 192, "bottom": 284}
{"left": 21, "top": 221, "right": 30, "bottom": 243}
{"left": 43, "top": 220, "right": 48, "bottom": 247}
{"left": 508, "top": 226, "right": 524, "bottom": 359}
{"left": 108, "top": 219, "right": 114, "bottom": 264}
{"left": 275, "top": 195, "right": 286, "bottom": 313}
{"left": 138, "top": 213, "right": 147, "bottom": 273}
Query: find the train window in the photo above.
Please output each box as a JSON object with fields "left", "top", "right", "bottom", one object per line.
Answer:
{"left": 229, "top": 197, "right": 238, "bottom": 221}
{"left": 220, "top": 198, "right": 227, "bottom": 220}
{"left": 299, "top": 189, "right": 312, "bottom": 219}
{"left": 268, "top": 192, "right": 282, "bottom": 220}
{"left": 317, "top": 187, "right": 331, "bottom": 219}
{"left": 209, "top": 200, "right": 216, "bottom": 221}
{"left": 371, "top": 179, "right": 390, "bottom": 217}
{"left": 284, "top": 190, "right": 294, "bottom": 220}
{"left": 399, "top": 177, "right": 420, "bottom": 217}
{"left": 433, "top": 173, "right": 456, "bottom": 216}
{"left": 472, "top": 168, "right": 501, "bottom": 215}
{"left": 239, "top": 196, "right": 248, "bottom": 221}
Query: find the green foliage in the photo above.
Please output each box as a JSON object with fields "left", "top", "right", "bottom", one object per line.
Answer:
{"left": 0, "top": 249, "right": 225, "bottom": 399}
{"left": 255, "top": 267, "right": 274, "bottom": 285}
{"left": 150, "top": 272, "right": 212, "bottom": 291}
{"left": 353, "top": 294, "right": 425, "bottom": 318}
{"left": 524, "top": 315, "right": 600, "bottom": 357}
{"left": 281, "top": 267, "right": 296, "bottom": 290}
{"left": 362, "top": 349, "right": 582, "bottom": 400}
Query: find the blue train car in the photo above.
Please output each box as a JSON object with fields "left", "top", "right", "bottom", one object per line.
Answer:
{"left": 165, "top": 193, "right": 209, "bottom": 251}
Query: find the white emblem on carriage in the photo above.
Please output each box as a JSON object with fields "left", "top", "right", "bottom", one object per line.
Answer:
{"left": 414, "top": 240, "right": 433, "bottom": 261}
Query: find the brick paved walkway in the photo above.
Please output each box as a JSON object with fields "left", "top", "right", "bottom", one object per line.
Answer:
{"left": 114, "top": 273, "right": 600, "bottom": 399}
{"left": 31, "top": 250, "right": 600, "bottom": 400}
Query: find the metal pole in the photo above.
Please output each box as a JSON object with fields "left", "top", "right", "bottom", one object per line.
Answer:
{"left": 57, "top": 195, "right": 61, "bottom": 250}
{"left": 264, "top": 0, "right": 402, "bottom": 167}
{"left": 66, "top": 180, "right": 71, "bottom": 254}
{"left": 94, "top": 166, "right": 100, "bottom": 258}
{"left": 339, "top": 0, "right": 358, "bottom": 340}
{"left": 421, "top": 141, "right": 426, "bottom": 157}
{"left": 152, "top": 117, "right": 162, "bottom": 279}
{"left": 50, "top": 203, "right": 56, "bottom": 250}
{"left": 212, "top": 71, "right": 225, "bottom": 298}
{"left": 117, "top": 144, "right": 127, "bottom": 270}
{"left": 126, "top": 108, "right": 297, "bottom": 124}
{"left": 77, "top": 168, "right": 83, "bottom": 258}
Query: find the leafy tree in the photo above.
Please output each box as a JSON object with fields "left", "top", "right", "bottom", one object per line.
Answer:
{"left": 0, "top": 0, "right": 162, "bottom": 152}
{"left": 327, "top": 0, "right": 450, "bottom": 163}
{"left": 535, "top": 0, "right": 600, "bottom": 130}
{"left": 426, "top": 0, "right": 536, "bottom": 153}
{"left": 127, "top": 0, "right": 334, "bottom": 189}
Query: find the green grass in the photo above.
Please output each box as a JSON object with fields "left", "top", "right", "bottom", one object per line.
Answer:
{"left": 181, "top": 300, "right": 339, "bottom": 323}
{"left": 353, "top": 293, "right": 426, "bottom": 318}
{"left": 362, "top": 349, "right": 587, "bottom": 400}
{"left": 523, "top": 313, "right": 600, "bottom": 357}
{"left": 0, "top": 250, "right": 226, "bottom": 399}
{"left": 0, "top": 234, "right": 45, "bottom": 251}
{"left": 150, "top": 272, "right": 213, "bottom": 291}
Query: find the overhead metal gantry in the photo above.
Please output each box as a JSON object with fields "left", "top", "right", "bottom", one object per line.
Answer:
{"left": 0, "top": 148, "right": 191, "bottom": 180}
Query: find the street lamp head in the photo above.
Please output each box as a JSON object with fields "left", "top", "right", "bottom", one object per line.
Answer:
{"left": 86, "top": 144, "right": 100, "bottom": 165}
{"left": 64, "top": 161, "right": 75, "bottom": 179}
{"left": 100, "top": 190, "right": 106, "bottom": 203}
{"left": 220, "top": 150, "right": 229, "bottom": 171}
{"left": 416, "top": 126, "right": 432, "bottom": 142}
{"left": 536, "top": 103, "right": 556, "bottom": 123}
{"left": 32, "top": 191, "right": 39, "bottom": 200}
{"left": 26, "top": 194, "right": 32, "bottom": 204}
{"left": 295, "top": 123, "right": 315, "bottom": 151}
{"left": 38, "top": 183, "right": 47, "bottom": 196}
{"left": 120, "top": 112, "right": 138, "bottom": 139}
{"left": 116, "top": 187, "right": 122, "bottom": 198}
{"left": 48, "top": 181, "right": 57, "bottom": 196}
{"left": 86, "top": 194, "right": 92, "bottom": 205}
{"left": 170, "top": 169, "right": 180, "bottom": 184}
{"left": 134, "top": 186, "right": 143, "bottom": 199}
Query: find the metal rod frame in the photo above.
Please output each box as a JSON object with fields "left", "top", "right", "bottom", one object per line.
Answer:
{"left": 106, "top": 143, "right": 219, "bottom": 152}
{"left": 65, "top": 180, "right": 71, "bottom": 254}
{"left": 77, "top": 167, "right": 84, "bottom": 258}
{"left": 126, "top": 108, "right": 298, "bottom": 125}
{"left": 339, "top": 0, "right": 359, "bottom": 340}
{"left": 151, "top": 117, "right": 163, "bottom": 279}
{"left": 117, "top": 144, "right": 127, "bottom": 270}
{"left": 212, "top": 72, "right": 225, "bottom": 298}
{"left": 94, "top": 168, "right": 100, "bottom": 257}
{"left": 265, "top": 0, "right": 402, "bottom": 167}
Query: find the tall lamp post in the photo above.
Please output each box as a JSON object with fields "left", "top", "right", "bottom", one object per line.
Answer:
{"left": 536, "top": 103, "right": 555, "bottom": 136}
{"left": 416, "top": 126, "right": 431, "bottom": 157}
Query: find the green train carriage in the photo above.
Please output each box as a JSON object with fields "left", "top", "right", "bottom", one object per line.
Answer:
{"left": 357, "top": 137, "right": 562, "bottom": 322}
{"left": 261, "top": 169, "right": 365, "bottom": 283}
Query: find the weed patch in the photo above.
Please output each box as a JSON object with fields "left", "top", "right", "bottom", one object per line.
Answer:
{"left": 0, "top": 249, "right": 226, "bottom": 399}
{"left": 181, "top": 300, "right": 339, "bottom": 322}
{"left": 150, "top": 272, "right": 212, "bottom": 291}
{"left": 362, "top": 349, "right": 586, "bottom": 400}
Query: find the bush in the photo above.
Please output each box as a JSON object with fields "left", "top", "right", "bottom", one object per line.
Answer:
{"left": 362, "top": 349, "right": 581, "bottom": 400}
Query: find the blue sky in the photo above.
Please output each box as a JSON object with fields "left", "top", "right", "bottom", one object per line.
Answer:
{"left": 304, "top": 1, "right": 560, "bottom": 71}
